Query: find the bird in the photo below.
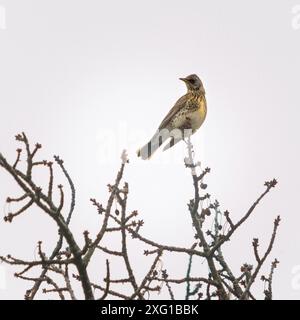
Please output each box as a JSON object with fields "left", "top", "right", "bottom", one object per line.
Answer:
{"left": 137, "top": 74, "right": 207, "bottom": 160}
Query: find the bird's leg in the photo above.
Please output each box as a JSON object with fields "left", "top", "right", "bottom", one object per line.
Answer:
{"left": 182, "top": 118, "right": 193, "bottom": 145}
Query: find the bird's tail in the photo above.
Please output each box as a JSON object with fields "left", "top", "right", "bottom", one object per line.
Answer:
{"left": 137, "top": 129, "right": 170, "bottom": 160}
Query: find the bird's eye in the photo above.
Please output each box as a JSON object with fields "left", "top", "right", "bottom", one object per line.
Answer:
{"left": 189, "top": 79, "right": 195, "bottom": 84}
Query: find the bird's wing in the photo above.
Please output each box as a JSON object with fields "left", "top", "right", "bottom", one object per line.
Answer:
{"left": 158, "top": 94, "right": 189, "bottom": 130}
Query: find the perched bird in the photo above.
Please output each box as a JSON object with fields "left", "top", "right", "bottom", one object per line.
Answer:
{"left": 137, "top": 74, "right": 207, "bottom": 159}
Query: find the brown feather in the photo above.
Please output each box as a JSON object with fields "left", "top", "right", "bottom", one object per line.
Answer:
{"left": 158, "top": 94, "right": 189, "bottom": 130}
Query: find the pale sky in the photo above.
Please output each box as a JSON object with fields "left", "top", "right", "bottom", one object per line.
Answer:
{"left": 0, "top": 0, "right": 300, "bottom": 299}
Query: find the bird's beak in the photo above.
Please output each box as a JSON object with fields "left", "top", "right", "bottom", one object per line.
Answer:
{"left": 179, "top": 77, "right": 188, "bottom": 82}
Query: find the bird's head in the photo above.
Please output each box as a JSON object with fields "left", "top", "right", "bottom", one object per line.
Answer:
{"left": 179, "top": 74, "right": 204, "bottom": 93}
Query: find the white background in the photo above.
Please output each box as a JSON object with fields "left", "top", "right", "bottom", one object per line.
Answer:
{"left": 0, "top": 0, "right": 300, "bottom": 299}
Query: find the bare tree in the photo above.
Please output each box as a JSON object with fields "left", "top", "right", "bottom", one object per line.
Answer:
{"left": 0, "top": 133, "right": 280, "bottom": 300}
